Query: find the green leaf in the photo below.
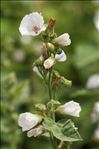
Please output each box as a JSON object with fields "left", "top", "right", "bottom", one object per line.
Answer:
{"left": 43, "top": 118, "right": 82, "bottom": 142}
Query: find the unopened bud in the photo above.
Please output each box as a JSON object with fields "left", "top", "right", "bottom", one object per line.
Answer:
{"left": 47, "top": 42, "right": 55, "bottom": 53}
{"left": 33, "top": 56, "right": 44, "bottom": 66}
{"left": 48, "top": 18, "right": 56, "bottom": 29}
{"left": 61, "top": 77, "right": 72, "bottom": 87}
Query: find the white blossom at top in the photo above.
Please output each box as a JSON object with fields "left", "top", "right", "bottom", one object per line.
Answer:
{"left": 27, "top": 125, "right": 44, "bottom": 138}
{"left": 55, "top": 50, "right": 67, "bottom": 62}
{"left": 19, "top": 12, "right": 46, "bottom": 36}
{"left": 18, "top": 112, "right": 42, "bottom": 131}
{"left": 33, "top": 66, "right": 43, "bottom": 78}
{"left": 54, "top": 33, "right": 71, "bottom": 46}
{"left": 94, "top": 10, "right": 99, "bottom": 31}
{"left": 43, "top": 57, "right": 55, "bottom": 69}
{"left": 91, "top": 102, "right": 99, "bottom": 123}
{"left": 57, "top": 100, "right": 81, "bottom": 117}
{"left": 86, "top": 74, "right": 99, "bottom": 89}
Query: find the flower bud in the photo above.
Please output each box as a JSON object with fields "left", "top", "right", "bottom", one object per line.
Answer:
{"left": 47, "top": 42, "right": 55, "bottom": 53}
{"left": 43, "top": 57, "right": 55, "bottom": 69}
{"left": 54, "top": 33, "right": 71, "bottom": 46}
{"left": 61, "top": 76, "right": 72, "bottom": 87}
{"left": 27, "top": 125, "right": 44, "bottom": 138}
{"left": 56, "top": 101, "right": 81, "bottom": 117}
{"left": 33, "top": 66, "right": 43, "bottom": 78}
{"left": 55, "top": 50, "right": 67, "bottom": 62}
{"left": 48, "top": 18, "right": 56, "bottom": 29}
{"left": 18, "top": 112, "right": 42, "bottom": 131}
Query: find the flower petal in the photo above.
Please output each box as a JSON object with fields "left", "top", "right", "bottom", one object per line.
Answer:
{"left": 57, "top": 100, "right": 81, "bottom": 117}
{"left": 55, "top": 50, "right": 67, "bottom": 62}
{"left": 27, "top": 125, "right": 44, "bottom": 137}
{"left": 54, "top": 33, "right": 71, "bottom": 46}
{"left": 33, "top": 66, "right": 43, "bottom": 78}
{"left": 19, "top": 12, "right": 45, "bottom": 36}
{"left": 18, "top": 112, "right": 42, "bottom": 131}
{"left": 43, "top": 57, "right": 55, "bottom": 69}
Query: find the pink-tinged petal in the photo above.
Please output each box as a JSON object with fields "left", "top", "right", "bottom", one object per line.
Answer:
{"left": 55, "top": 50, "right": 67, "bottom": 62}
{"left": 54, "top": 33, "right": 71, "bottom": 46}
{"left": 19, "top": 12, "right": 46, "bottom": 36}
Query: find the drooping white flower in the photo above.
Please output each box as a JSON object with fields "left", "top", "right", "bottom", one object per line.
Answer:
{"left": 57, "top": 100, "right": 81, "bottom": 117}
{"left": 91, "top": 102, "right": 99, "bottom": 123}
{"left": 33, "top": 66, "right": 43, "bottom": 78}
{"left": 54, "top": 33, "right": 71, "bottom": 46}
{"left": 43, "top": 57, "right": 55, "bottom": 69}
{"left": 86, "top": 74, "right": 99, "bottom": 89}
{"left": 55, "top": 50, "right": 67, "bottom": 62}
{"left": 94, "top": 10, "right": 99, "bottom": 31}
{"left": 18, "top": 112, "right": 42, "bottom": 131}
{"left": 19, "top": 12, "right": 46, "bottom": 36}
{"left": 27, "top": 125, "right": 44, "bottom": 138}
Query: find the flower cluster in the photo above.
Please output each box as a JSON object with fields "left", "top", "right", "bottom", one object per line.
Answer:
{"left": 18, "top": 12, "right": 82, "bottom": 148}
{"left": 19, "top": 12, "right": 71, "bottom": 73}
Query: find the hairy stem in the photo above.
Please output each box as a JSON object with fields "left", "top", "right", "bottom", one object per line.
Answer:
{"left": 48, "top": 69, "right": 57, "bottom": 149}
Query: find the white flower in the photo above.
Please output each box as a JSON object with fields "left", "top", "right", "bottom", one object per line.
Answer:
{"left": 33, "top": 66, "right": 43, "bottom": 78}
{"left": 55, "top": 50, "right": 67, "bottom": 62}
{"left": 86, "top": 74, "right": 99, "bottom": 89}
{"left": 27, "top": 125, "right": 44, "bottom": 138}
{"left": 57, "top": 100, "right": 81, "bottom": 117}
{"left": 18, "top": 112, "right": 42, "bottom": 131}
{"left": 43, "top": 57, "right": 55, "bottom": 69}
{"left": 19, "top": 12, "right": 46, "bottom": 36}
{"left": 54, "top": 33, "right": 71, "bottom": 46}
{"left": 94, "top": 10, "right": 99, "bottom": 31}
{"left": 91, "top": 102, "right": 99, "bottom": 123}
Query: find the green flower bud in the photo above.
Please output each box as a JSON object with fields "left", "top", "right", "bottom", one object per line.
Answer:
{"left": 61, "top": 77, "right": 72, "bottom": 87}
{"left": 33, "top": 56, "right": 44, "bottom": 66}
{"left": 47, "top": 42, "right": 55, "bottom": 53}
{"left": 47, "top": 99, "right": 61, "bottom": 111}
{"left": 35, "top": 104, "right": 46, "bottom": 111}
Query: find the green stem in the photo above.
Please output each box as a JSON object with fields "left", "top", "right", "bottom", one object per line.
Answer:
{"left": 67, "top": 143, "right": 70, "bottom": 149}
{"left": 48, "top": 69, "right": 57, "bottom": 149}
{"left": 48, "top": 71, "right": 52, "bottom": 99}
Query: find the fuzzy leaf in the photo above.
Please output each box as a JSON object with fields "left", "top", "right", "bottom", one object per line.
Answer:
{"left": 43, "top": 118, "right": 82, "bottom": 142}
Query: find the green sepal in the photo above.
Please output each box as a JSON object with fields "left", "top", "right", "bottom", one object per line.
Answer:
{"left": 61, "top": 76, "right": 72, "bottom": 87}
{"left": 43, "top": 118, "right": 82, "bottom": 142}
{"left": 47, "top": 99, "right": 61, "bottom": 110}
{"left": 32, "top": 57, "right": 44, "bottom": 67}
{"left": 35, "top": 103, "right": 46, "bottom": 111}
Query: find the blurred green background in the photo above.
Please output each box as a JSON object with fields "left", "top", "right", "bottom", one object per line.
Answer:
{"left": 1, "top": 1, "right": 99, "bottom": 149}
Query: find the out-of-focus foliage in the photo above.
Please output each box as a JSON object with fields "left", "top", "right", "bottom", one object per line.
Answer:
{"left": 1, "top": 1, "right": 99, "bottom": 149}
